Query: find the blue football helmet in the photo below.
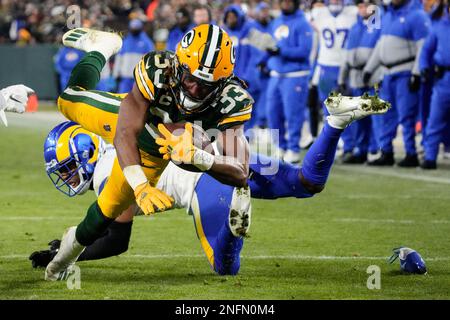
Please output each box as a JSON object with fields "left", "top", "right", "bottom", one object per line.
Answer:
{"left": 388, "top": 247, "right": 427, "bottom": 274}
{"left": 44, "top": 121, "right": 100, "bottom": 197}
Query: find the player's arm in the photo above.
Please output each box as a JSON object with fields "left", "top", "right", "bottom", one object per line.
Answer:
{"left": 206, "top": 124, "right": 249, "bottom": 187}
{"left": 114, "top": 84, "right": 147, "bottom": 169}
{"left": 115, "top": 83, "right": 173, "bottom": 215}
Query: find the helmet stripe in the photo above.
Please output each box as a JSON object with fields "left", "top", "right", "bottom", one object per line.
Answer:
{"left": 210, "top": 28, "right": 223, "bottom": 69}
{"left": 201, "top": 25, "right": 221, "bottom": 69}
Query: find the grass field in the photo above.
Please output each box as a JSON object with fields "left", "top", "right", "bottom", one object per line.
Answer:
{"left": 1, "top": 109, "right": 450, "bottom": 300}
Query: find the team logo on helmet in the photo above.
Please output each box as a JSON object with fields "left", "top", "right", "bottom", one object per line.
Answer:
{"left": 230, "top": 44, "right": 236, "bottom": 64}
{"left": 181, "top": 30, "right": 195, "bottom": 48}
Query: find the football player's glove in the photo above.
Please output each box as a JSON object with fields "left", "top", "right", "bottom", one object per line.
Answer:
{"left": 156, "top": 123, "right": 214, "bottom": 171}
{"left": 388, "top": 247, "right": 427, "bottom": 274}
{"left": 134, "top": 182, "right": 174, "bottom": 215}
{"left": 0, "top": 84, "right": 34, "bottom": 126}
{"left": 156, "top": 123, "right": 195, "bottom": 163}
{"left": 29, "top": 240, "right": 61, "bottom": 268}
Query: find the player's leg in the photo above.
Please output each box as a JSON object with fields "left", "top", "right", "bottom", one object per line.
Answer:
{"left": 77, "top": 206, "right": 134, "bottom": 261}
{"left": 368, "top": 75, "right": 397, "bottom": 166}
{"left": 57, "top": 28, "right": 123, "bottom": 143}
{"left": 45, "top": 153, "right": 167, "bottom": 280}
{"left": 396, "top": 74, "right": 420, "bottom": 167}
{"left": 248, "top": 153, "right": 314, "bottom": 199}
{"left": 190, "top": 174, "right": 251, "bottom": 275}
{"left": 249, "top": 91, "right": 391, "bottom": 198}
{"left": 58, "top": 87, "right": 123, "bottom": 144}
{"left": 280, "top": 75, "right": 308, "bottom": 163}
{"left": 422, "top": 88, "right": 450, "bottom": 168}
{"left": 266, "top": 76, "right": 287, "bottom": 153}
{"left": 30, "top": 209, "right": 134, "bottom": 268}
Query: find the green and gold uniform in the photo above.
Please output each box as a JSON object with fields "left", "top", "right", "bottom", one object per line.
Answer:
{"left": 57, "top": 50, "right": 253, "bottom": 223}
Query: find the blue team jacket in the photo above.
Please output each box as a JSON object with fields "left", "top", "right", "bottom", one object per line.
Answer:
{"left": 267, "top": 10, "right": 313, "bottom": 74}
{"left": 364, "top": 0, "right": 430, "bottom": 75}
{"left": 419, "top": 9, "right": 450, "bottom": 88}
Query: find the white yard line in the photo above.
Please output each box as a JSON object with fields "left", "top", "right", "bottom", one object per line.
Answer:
{"left": 3, "top": 253, "right": 450, "bottom": 262}
{"left": 335, "top": 166, "right": 450, "bottom": 185}
{"left": 334, "top": 218, "right": 450, "bottom": 224}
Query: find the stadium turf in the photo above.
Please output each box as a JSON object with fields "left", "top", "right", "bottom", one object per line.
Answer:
{"left": 1, "top": 109, "right": 449, "bottom": 300}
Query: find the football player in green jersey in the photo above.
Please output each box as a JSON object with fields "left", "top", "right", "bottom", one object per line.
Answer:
{"left": 46, "top": 25, "right": 254, "bottom": 280}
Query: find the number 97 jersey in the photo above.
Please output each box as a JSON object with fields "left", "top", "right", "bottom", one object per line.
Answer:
{"left": 311, "top": 6, "right": 358, "bottom": 67}
{"left": 133, "top": 50, "right": 254, "bottom": 157}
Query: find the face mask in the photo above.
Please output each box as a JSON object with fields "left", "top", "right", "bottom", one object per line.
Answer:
{"left": 179, "top": 90, "right": 203, "bottom": 111}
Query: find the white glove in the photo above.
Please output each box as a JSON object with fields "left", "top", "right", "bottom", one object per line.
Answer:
{"left": 0, "top": 84, "right": 35, "bottom": 126}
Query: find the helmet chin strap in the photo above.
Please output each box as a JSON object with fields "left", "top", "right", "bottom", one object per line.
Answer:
{"left": 68, "top": 137, "right": 93, "bottom": 196}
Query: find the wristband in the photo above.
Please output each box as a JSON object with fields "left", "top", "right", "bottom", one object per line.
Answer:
{"left": 192, "top": 148, "right": 215, "bottom": 171}
{"left": 123, "top": 165, "right": 148, "bottom": 190}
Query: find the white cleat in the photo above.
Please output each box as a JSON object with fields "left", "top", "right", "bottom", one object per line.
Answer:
{"left": 325, "top": 92, "right": 391, "bottom": 129}
{"left": 283, "top": 150, "right": 301, "bottom": 164}
{"left": 45, "top": 226, "right": 85, "bottom": 281}
{"left": 229, "top": 186, "right": 252, "bottom": 237}
{"left": 62, "top": 28, "right": 122, "bottom": 61}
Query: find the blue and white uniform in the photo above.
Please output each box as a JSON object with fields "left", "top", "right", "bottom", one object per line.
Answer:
{"left": 364, "top": 0, "right": 430, "bottom": 156}
{"left": 311, "top": 4, "right": 358, "bottom": 153}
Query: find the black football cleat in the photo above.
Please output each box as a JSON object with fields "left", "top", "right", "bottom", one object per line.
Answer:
{"left": 397, "top": 154, "right": 419, "bottom": 167}
{"left": 420, "top": 160, "right": 437, "bottom": 170}
{"left": 29, "top": 239, "right": 61, "bottom": 268}
{"left": 367, "top": 152, "right": 394, "bottom": 166}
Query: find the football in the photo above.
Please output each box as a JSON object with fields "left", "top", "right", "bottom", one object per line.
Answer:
{"left": 160, "top": 122, "right": 215, "bottom": 172}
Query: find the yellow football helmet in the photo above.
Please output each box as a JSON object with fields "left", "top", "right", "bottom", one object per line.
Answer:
{"left": 175, "top": 24, "right": 236, "bottom": 113}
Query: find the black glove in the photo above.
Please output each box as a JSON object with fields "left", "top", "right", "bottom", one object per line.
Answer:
{"left": 29, "top": 239, "right": 60, "bottom": 268}
{"left": 307, "top": 85, "right": 318, "bottom": 109}
{"left": 257, "top": 61, "right": 270, "bottom": 77}
{"left": 362, "top": 72, "right": 372, "bottom": 86}
{"left": 266, "top": 46, "right": 280, "bottom": 56}
{"left": 409, "top": 74, "right": 421, "bottom": 92}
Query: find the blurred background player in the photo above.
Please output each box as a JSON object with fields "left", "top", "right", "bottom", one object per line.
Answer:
{"left": 193, "top": 4, "right": 214, "bottom": 25}
{"left": 419, "top": 0, "right": 450, "bottom": 165}
{"left": 311, "top": 0, "right": 358, "bottom": 162}
{"left": 222, "top": 3, "right": 261, "bottom": 118}
{"left": 250, "top": 2, "right": 273, "bottom": 132}
{"left": 265, "top": 0, "right": 313, "bottom": 163}
{"left": 166, "top": 8, "right": 194, "bottom": 52}
{"left": 54, "top": 47, "right": 83, "bottom": 93}
{"left": 337, "top": 0, "right": 383, "bottom": 164}
{"left": 419, "top": 1, "right": 450, "bottom": 169}
{"left": 113, "top": 19, "right": 154, "bottom": 93}
{"left": 363, "top": 0, "right": 430, "bottom": 167}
